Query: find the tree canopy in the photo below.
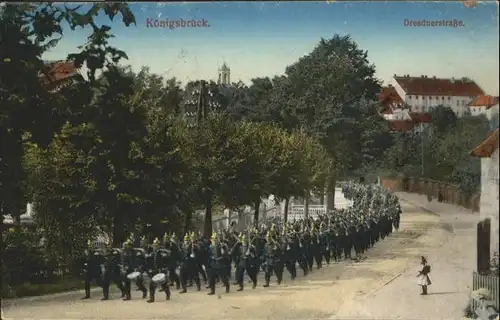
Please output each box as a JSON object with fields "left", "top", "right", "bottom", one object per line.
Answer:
{"left": 1, "top": 4, "right": 485, "bottom": 286}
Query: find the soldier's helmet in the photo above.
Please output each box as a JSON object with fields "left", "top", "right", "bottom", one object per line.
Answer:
{"left": 163, "top": 232, "right": 169, "bottom": 242}
{"left": 140, "top": 236, "right": 148, "bottom": 247}
{"left": 87, "top": 239, "right": 92, "bottom": 249}
{"left": 123, "top": 239, "right": 132, "bottom": 249}
{"left": 241, "top": 234, "right": 247, "bottom": 243}
{"left": 190, "top": 232, "right": 197, "bottom": 242}
{"left": 152, "top": 237, "right": 160, "bottom": 249}
{"left": 211, "top": 232, "right": 217, "bottom": 241}
{"left": 184, "top": 233, "right": 189, "bottom": 242}
{"left": 105, "top": 240, "right": 112, "bottom": 249}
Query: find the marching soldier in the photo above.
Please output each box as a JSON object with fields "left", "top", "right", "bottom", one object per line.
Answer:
{"left": 81, "top": 240, "right": 102, "bottom": 300}
{"left": 179, "top": 232, "right": 201, "bottom": 293}
{"left": 101, "top": 241, "right": 126, "bottom": 300}
{"left": 207, "top": 232, "right": 230, "bottom": 295}
{"left": 319, "top": 222, "right": 330, "bottom": 265}
{"left": 233, "top": 234, "right": 258, "bottom": 291}
{"left": 120, "top": 239, "right": 147, "bottom": 301}
{"left": 163, "top": 233, "right": 181, "bottom": 290}
{"left": 282, "top": 229, "right": 297, "bottom": 280}
{"left": 134, "top": 237, "right": 150, "bottom": 297}
{"left": 262, "top": 231, "right": 284, "bottom": 287}
{"left": 146, "top": 238, "right": 171, "bottom": 302}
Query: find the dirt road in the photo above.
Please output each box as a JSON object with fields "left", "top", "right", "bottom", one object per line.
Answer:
{"left": 2, "top": 199, "right": 452, "bottom": 319}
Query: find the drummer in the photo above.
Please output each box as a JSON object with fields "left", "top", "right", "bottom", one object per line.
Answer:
{"left": 147, "top": 238, "right": 171, "bottom": 302}
{"left": 120, "top": 239, "right": 136, "bottom": 301}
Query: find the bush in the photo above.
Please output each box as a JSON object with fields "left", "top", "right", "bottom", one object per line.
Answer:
{"left": 1, "top": 227, "right": 46, "bottom": 288}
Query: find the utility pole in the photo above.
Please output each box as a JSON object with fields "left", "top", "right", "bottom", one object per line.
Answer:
{"left": 420, "top": 122, "right": 425, "bottom": 176}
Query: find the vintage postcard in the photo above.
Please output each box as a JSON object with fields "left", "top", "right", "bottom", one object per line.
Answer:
{"left": 1, "top": 2, "right": 498, "bottom": 320}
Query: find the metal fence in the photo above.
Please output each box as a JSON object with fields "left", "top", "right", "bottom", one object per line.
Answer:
{"left": 472, "top": 271, "right": 500, "bottom": 310}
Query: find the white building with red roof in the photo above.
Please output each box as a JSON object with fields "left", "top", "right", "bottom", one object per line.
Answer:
{"left": 378, "top": 85, "right": 432, "bottom": 133}
{"left": 468, "top": 95, "right": 499, "bottom": 120}
{"left": 389, "top": 74, "right": 485, "bottom": 117}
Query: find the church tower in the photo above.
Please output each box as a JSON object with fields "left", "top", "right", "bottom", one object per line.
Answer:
{"left": 218, "top": 63, "right": 230, "bottom": 85}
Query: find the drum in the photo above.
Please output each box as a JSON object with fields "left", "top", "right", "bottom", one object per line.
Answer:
{"left": 152, "top": 273, "right": 167, "bottom": 285}
{"left": 127, "top": 271, "right": 141, "bottom": 280}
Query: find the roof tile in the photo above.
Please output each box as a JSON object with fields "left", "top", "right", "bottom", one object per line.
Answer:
{"left": 394, "top": 75, "right": 484, "bottom": 97}
{"left": 469, "top": 95, "right": 499, "bottom": 108}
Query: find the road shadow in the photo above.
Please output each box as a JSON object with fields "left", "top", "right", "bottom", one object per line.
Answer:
{"left": 428, "top": 291, "right": 458, "bottom": 295}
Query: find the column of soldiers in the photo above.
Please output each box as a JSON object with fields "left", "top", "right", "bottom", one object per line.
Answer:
{"left": 81, "top": 182, "right": 402, "bottom": 301}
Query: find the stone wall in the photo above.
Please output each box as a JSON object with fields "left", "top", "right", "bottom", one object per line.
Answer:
{"left": 380, "top": 176, "right": 480, "bottom": 212}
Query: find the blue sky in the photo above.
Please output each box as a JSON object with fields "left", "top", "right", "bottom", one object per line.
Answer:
{"left": 45, "top": 2, "right": 499, "bottom": 95}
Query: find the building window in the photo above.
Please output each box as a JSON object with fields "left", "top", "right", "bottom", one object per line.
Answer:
{"left": 429, "top": 96, "right": 432, "bottom": 100}
{"left": 442, "top": 96, "right": 444, "bottom": 101}
{"left": 415, "top": 95, "right": 419, "bottom": 99}
{"left": 408, "top": 95, "right": 412, "bottom": 100}
{"left": 448, "top": 97, "right": 451, "bottom": 100}
{"left": 456, "top": 100, "right": 459, "bottom": 106}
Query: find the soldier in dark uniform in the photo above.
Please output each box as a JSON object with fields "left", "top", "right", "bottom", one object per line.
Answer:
{"left": 344, "top": 223, "right": 354, "bottom": 260}
{"left": 282, "top": 229, "right": 297, "bottom": 280}
{"left": 262, "top": 231, "right": 284, "bottom": 287}
{"left": 179, "top": 232, "right": 201, "bottom": 293}
{"left": 207, "top": 232, "right": 230, "bottom": 295}
{"left": 134, "top": 236, "right": 150, "bottom": 297}
{"left": 101, "top": 241, "right": 126, "bottom": 300}
{"left": 146, "top": 238, "right": 171, "bottom": 302}
{"left": 394, "top": 202, "right": 401, "bottom": 231}
{"left": 312, "top": 225, "right": 324, "bottom": 269}
{"left": 196, "top": 233, "right": 208, "bottom": 284}
{"left": 297, "top": 231, "right": 309, "bottom": 276}
{"left": 335, "top": 225, "right": 344, "bottom": 262}
{"left": 81, "top": 240, "right": 101, "bottom": 300}
{"left": 319, "top": 222, "right": 330, "bottom": 265}
{"left": 163, "top": 233, "right": 181, "bottom": 290}
{"left": 120, "top": 239, "right": 146, "bottom": 301}
{"left": 233, "top": 234, "right": 258, "bottom": 291}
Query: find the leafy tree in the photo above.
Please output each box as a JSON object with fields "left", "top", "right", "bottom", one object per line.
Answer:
{"left": 265, "top": 34, "right": 384, "bottom": 207}
{"left": 428, "top": 105, "right": 458, "bottom": 135}
{"left": 1, "top": 3, "right": 136, "bottom": 227}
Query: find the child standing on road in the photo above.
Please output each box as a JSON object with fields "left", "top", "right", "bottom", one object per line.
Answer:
{"left": 417, "top": 256, "right": 431, "bottom": 295}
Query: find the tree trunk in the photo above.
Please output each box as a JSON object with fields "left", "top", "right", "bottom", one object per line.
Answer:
{"left": 304, "top": 190, "right": 310, "bottom": 220}
{"left": 112, "top": 215, "right": 124, "bottom": 247}
{"left": 203, "top": 194, "right": 213, "bottom": 238}
{"left": 284, "top": 197, "right": 290, "bottom": 224}
{"left": 183, "top": 211, "right": 192, "bottom": 236}
{"left": 253, "top": 200, "right": 260, "bottom": 227}
{"left": 326, "top": 179, "right": 336, "bottom": 213}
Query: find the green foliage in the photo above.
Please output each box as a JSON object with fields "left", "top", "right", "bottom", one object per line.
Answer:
{"left": 1, "top": 227, "right": 45, "bottom": 296}
{"left": 381, "top": 112, "right": 491, "bottom": 195}
{"left": 3, "top": 3, "right": 482, "bottom": 298}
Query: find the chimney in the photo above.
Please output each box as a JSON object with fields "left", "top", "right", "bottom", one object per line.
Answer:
{"left": 433, "top": 76, "right": 436, "bottom": 79}
{"left": 421, "top": 75, "right": 425, "bottom": 78}
{"left": 393, "top": 74, "right": 397, "bottom": 78}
